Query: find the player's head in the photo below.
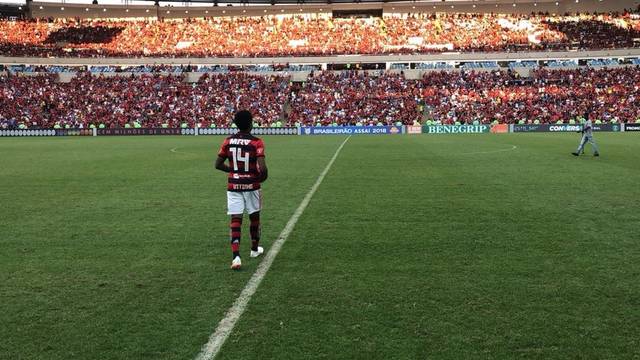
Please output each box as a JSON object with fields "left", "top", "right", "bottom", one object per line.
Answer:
{"left": 233, "top": 110, "right": 253, "bottom": 132}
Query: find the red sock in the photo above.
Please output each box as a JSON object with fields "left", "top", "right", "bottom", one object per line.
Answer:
{"left": 230, "top": 217, "right": 242, "bottom": 258}
{"left": 250, "top": 219, "right": 260, "bottom": 251}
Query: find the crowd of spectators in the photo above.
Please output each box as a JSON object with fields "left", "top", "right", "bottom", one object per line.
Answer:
{"left": 1, "top": 11, "right": 639, "bottom": 58}
{"left": 421, "top": 66, "right": 640, "bottom": 124}
{"left": 542, "top": 15, "right": 640, "bottom": 50}
{"left": 2, "top": 66, "right": 640, "bottom": 129}
{"left": 0, "top": 72, "right": 290, "bottom": 129}
{"left": 288, "top": 71, "right": 423, "bottom": 126}
{"left": 0, "top": 64, "right": 318, "bottom": 74}
{"left": 287, "top": 66, "right": 640, "bottom": 126}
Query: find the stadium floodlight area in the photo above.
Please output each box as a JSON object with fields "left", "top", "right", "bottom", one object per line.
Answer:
{"left": 32, "top": 0, "right": 423, "bottom": 4}
{"left": 22, "top": 0, "right": 637, "bottom": 9}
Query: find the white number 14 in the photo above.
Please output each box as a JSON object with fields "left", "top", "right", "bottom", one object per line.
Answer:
{"left": 231, "top": 147, "right": 250, "bottom": 172}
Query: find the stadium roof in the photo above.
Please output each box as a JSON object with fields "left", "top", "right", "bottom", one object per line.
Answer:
{"left": 20, "top": 0, "right": 637, "bottom": 5}
{"left": 157, "top": 0, "right": 411, "bottom": 3}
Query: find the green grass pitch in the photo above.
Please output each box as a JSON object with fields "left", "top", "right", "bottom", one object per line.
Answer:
{"left": 1, "top": 133, "right": 639, "bottom": 359}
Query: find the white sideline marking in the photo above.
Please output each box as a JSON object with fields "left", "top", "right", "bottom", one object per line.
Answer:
{"left": 170, "top": 147, "right": 196, "bottom": 156}
{"left": 195, "top": 135, "right": 351, "bottom": 360}
{"left": 461, "top": 145, "right": 517, "bottom": 155}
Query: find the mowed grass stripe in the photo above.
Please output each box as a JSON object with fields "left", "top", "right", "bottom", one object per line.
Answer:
{"left": 218, "top": 133, "right": 640, "bottom": 360}
{"left": 196, "top": 136, "right": 350, "bottom": 360}
{"left": 0, "top": 136, "right": 346, "bottom": 360}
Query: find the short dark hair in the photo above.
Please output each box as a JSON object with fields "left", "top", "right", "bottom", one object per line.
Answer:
{"left": 233, "top": 110, "right": 253, "bottom": 131}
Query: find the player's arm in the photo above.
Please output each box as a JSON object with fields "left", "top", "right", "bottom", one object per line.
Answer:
{"left": 215, "top": 156, "right": 231, "bottom": 173}
{"left": 215, "top": 139, "right": 231, "bottom": 173}
{"left": 255, "top": 139, "right": 268, "bottom": 182}
{"left": 257, "top": 157, "right": 268, "bottom": 183}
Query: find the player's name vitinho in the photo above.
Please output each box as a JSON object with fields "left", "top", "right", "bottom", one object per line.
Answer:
{"left": 231, "top": 184, "right": 256, "bottom": 190}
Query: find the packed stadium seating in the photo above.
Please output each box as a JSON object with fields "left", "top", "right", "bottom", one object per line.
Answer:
{"left": 421, "top": 66, "right": 640, "bottom": 124}
{"left": 288, "top": 71, "right": 423, "bottom": 126}
{"left": 2, "top": 66, "right": 639, "bottom": 129}
{"left": 0, "top": 72, "right": 291, "bottom": 129}
{"left": 1, "top": 12, "right": 639, "bottom": 58}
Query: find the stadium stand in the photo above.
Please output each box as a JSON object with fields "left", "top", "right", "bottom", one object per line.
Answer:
{"left": 508, "top": 61, "right": 539, "bottom": 69}
{"left": 0, "top": 72, "right": 291, "bottom": 130}
{"left": 415, "top": 62, "right": 455, "bottom": 70}
{"left": 587, "top": 58, "right": 621, "bottom": 67}
{"left": 2, "top": 66, "right": 639, "bottom": 129}
{"left": 288, "top": 71, "right": 423, "bottom": 126}
{"left": 422, "top": 66, "right": 640, "bottom": 124}
{"left": 1, "top": 12, "right": 639, "bottom": 58}
{"left": 460, "top": 62, "right": 500, "bottom": 69}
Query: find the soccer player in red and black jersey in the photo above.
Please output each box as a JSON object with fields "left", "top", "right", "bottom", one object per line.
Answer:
{"left": 215, "top": 110, "right": 268, "bottom": 270}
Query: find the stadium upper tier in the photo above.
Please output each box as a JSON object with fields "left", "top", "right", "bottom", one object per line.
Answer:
{"left": 2, "top": 66, "right": 639, "bottom": 129}
{"left": 1, "top": 12, "right": 640, "bottom": 58}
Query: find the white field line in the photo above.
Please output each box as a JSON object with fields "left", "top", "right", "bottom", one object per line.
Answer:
{"left": 460, "top": 145, "right": 518, "bottom": 155}
{"left": 195, "top": 135, "right": 352, "bottom": 360}
{"left": 170, "top": 147, "right": 197, "bottom": 156}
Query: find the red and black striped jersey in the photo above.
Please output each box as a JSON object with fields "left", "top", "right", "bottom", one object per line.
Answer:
{"left": 217, "top": 132, "right": 265, "bottom": 192}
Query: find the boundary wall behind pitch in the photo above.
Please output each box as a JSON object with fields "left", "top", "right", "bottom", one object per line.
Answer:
{"left": 1, "top": 124, "right": 639, "bottom": 137}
